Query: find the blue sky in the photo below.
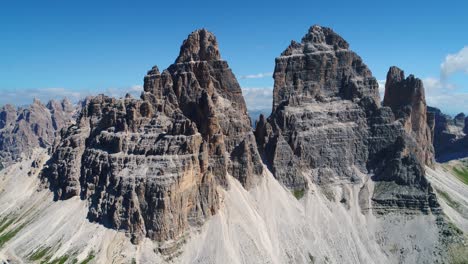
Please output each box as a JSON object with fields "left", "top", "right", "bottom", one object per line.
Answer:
{"left": 0, "top": 0, "right": 467, "bottom": 115}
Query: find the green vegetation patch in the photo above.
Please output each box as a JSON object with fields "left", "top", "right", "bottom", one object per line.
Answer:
{"left": 436, "top": 188, "right": 461, "bottom": 211}
{"left": 29, "top": 247, "right": 52, "bottom": 261}
{"left": 48, "top": 255, "right": 71, "bottom": 264}
{"left": 79, "top": 251, "right": 96, "bottom": 264}
{"left": 446, "top": 221, "right": 463, "bottom": 235}
{"left": 0, "top": 217, "right": 15, "bottom": 234}
{"left": 29, "top": 246, "right": 75, "bottom": 264}
{"left": 292, "top": 189, "right": 305, "bottom": 200}
{"left": 448, "top": 243, "right": 468, "bottom": 264}
{"left": 0, "top": 223, "right": 26, "bottom": 248}
{"left": 452, "top": 166, "right": 468, "bottom": 185}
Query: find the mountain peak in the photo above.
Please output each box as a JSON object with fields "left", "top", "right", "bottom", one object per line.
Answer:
{"left": 281, "top": 25, "right": 350, "bottom": 57}
{"left": 175, "top": 29, "right": 221, "bottom": 63}
{"left": 303, "top": 25, "right": 349, "bottom": 49}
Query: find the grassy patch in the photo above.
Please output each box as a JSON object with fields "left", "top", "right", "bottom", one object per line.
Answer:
{"left": 0, "top": 223, "right": 26, "bottom": 248}
{"left": 49, "top": 255, "right": 70, "bottom": 264}
{"left": 0, "top": 217, "right": 15, "bottom": 234}
{"left": 79, "top": 251, "right": 95, "bottom": 264}
{"left": 447, "top": 221, "right": 463, "bottom": 235}
{"left": 436, "top": 189, "right": 461, "bottom": 211}
{"left": 29, "top": 247, "right": 74, "bottom": 264}
{"left": 292, "top": 189, "right": 305, "bottom": 200}
{"left": 29, "top": 247, "right": 52, "bottom": 261}
{"left": 448, "top": 243, "right": 468, "bottom": 264}
{"left": 453, "top": 167, "right": 468, "bottom": 185}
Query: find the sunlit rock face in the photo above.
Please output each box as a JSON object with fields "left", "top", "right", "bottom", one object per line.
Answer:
{"left": 383, "top": 66, "right": 435, "bottom": 167}
{"left": 255, "top": 25, "right": 439, "bottom": 212}
{"left": 41, "top": 29, "right": 263, "bottom": 243}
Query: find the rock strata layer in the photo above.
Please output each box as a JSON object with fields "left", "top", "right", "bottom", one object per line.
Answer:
{"left": 255, "top": 25, "right": 439, "bottom": 212}
{"left": 383, "top": 66, "right": 435, "bottom": 167}
{"left": 0, "top": 98, "right": 74, "bottom": 167}
{"left": 41, "top": 29, "right": 263, "bottom": 244}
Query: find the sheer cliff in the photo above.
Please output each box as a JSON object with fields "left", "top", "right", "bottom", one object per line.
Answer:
{"left": 254, "top": 25, "right": 439, "bottom": 212}
{"left": 40, "top": 29, "right": 263, "bottom": 243}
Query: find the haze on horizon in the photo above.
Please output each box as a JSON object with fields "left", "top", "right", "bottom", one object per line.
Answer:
{"left": 0, "top": 0, "right": 467, "bottom": 116}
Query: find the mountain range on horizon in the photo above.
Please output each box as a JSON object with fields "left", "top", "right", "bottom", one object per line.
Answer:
{"left": 0, "top": 25, "right": 467, "bottom": 264}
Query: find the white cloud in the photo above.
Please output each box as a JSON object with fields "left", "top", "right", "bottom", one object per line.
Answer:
{"left": 377, "top": 79, "right": 386, "bottom": 99}
{"left": 241, "top": 87, "right": 273, "bottom": 111}
{"left": 422, "top": 77, "right": 457, "bottom": 92}
{"left": 426, "top": 93, "right": 468, "bottom": 115}
{"left": 441, "top": 46, "right": 468, "bottom": 78}
{"left": 422, "top": 78, "right": 465, "bottom": 115}
{"left": 0, "top": 85, "right": 144, "bottom": 107}
{"left": 105, "top": 85, "right": 143, "bottom": 99}
{"left": 240, "top": 72, "right": 273, "bottom": 79}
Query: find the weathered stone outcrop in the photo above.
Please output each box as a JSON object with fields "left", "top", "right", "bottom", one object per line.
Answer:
{"left": 427, "top": 107, "right": 468, "bottom": 161}
{"left": 41, "top": 29, "right": 262, "bottom": 244}
{"left": 0, "top": 98, "right": 74, "bottom": 167}
{"left": 383, "top": 66, "right": 435, "bottom": 167}
{"left": 255, "top": 25, "right": 439, "bottom": 212}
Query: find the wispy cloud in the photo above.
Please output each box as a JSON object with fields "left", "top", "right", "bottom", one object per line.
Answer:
{"left": 422, "top": 77, "right": 457, "bottom": 92}
{"left": 240, "top": 72, "right": 273, "bottom": 79}
{"left": 426, "top": 93, "right": 468, "bottom": 115}
{"left": 377, "top": 79, "right": 386, "bottom": 99}
{"left": 241, "top": 87, "right": 273, "bottom": 111}
{"left": 104, "top": 85, "right": 143, "bottom": 99}
{"left": 422, "top": 46, "right": 468, "bottom": 115}
{"left": 441, "top": 46, "right": 468, "bottom": 79}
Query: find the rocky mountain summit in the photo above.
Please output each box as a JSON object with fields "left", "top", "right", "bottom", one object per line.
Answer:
{"left": 0, "top": 26, "right": 466, "bottom": 264}
{"left": 428, "top": 107, "right": 468, "bottom": 161}
{"left": 40, "top": 29, "right": 263, "bottom": 244}
{"left": 254, "top": 25, "right": 438, "bottom": 212}
{"left": 0, "top": 98, "right": 74, "bottom": 167}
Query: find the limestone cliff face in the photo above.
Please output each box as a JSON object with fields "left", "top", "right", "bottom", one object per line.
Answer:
{"left": 41, "top": 29, "right": 262, "bottom": 243}
{"left": 163, "top": 29, "right": 263, "bottom": 188}
{"left": 0, "top": 98, "right": 74, "bottom": 167}
{"left": 383, "top": 66, "right": 435, "bottom": 167}
{"left": 255, "top": 25, "right": 438, "bottom": 212}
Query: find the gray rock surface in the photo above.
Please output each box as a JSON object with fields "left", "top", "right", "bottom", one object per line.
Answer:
{"left": 255, "top": 25, "right": 439, "bottom": 212}
{"left": 427, "top": 107, "right": 468, "bottom": 161}
{"left": 383, "top": 66, "right": 435, "bottom": 167}
{"left": 41, "top": 29, "right": 263, "bottom": 244}
{"left": 0, "top": 98, "right": 74, "bottom": 167}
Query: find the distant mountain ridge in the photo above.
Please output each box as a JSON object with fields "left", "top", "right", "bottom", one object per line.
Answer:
{"left": 0, "top": 98, "right": 75, "bottom": 168}
{"left": 428, "top": 106, "right": 468, "bottom": 162}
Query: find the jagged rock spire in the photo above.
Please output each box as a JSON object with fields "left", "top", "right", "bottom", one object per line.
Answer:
{"left": 41, "top": 28, "right": 263, "bottom": 245}
{"left": 175, "top": 29, "right": 221, "bottom": 63}
{"left": 383, "top": 66, "right": 435, "bottom": 166}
